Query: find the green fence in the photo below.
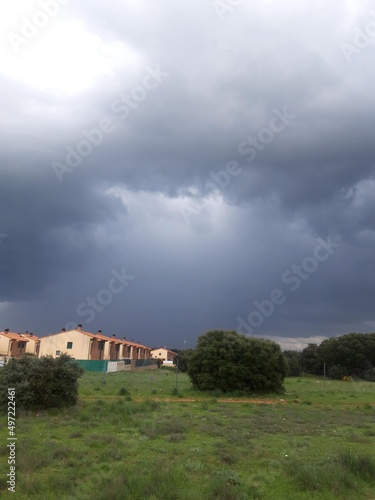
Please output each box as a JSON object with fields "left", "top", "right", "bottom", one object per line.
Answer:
{"left": 75, "top": 360, "right": 108, "bottom": 373}
{"left": 75, "top": 359, "right": 158, "bottom": 372}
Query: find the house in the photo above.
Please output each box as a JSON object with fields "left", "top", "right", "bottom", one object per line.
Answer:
{"left": 0, "top": 328, "right": 31, "bottom": 358}
{"left": 151, "top": 347, "right": 177, "bottom": 362}
{"left": 38, "top": 326, "right": 152, "bottom": 361}
{"left": 21, "top": 332, "right": 40, "bottom": 356}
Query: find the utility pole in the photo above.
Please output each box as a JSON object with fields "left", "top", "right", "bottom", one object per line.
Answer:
{"left": 175, "top": 356, "right": 179, "bottom": 392}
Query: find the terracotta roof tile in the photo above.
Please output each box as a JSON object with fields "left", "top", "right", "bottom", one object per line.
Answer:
{"left": 40, "top": 329, "right": 151, "bottom": 350}
{"left": 0, "top": 331, "right": 30, "bottom": 342}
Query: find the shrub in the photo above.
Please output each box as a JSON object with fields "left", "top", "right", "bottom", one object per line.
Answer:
{"left": 187, "top": 330, "right": 287, "bottom": 393}
{"left": 0, "top": 354, "right": 84, "bottom": 411}
{"left": 118, "top": 387, "right": 130, "bottom": 396}
{"left": 327, "top": 365, "right": 348, "bottom": 380}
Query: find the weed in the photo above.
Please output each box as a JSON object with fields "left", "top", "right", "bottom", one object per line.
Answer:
{"left": 214, "top": 468, "right": 242, "bottom": 485}
{"left": 118, "top": 387, "right": 130, "bottom": 396}
{"left": 285, "top": 448, "right": 375, "bottom": 493}
{"left": 338, "top": 448, "right": 375, "bottom": 481}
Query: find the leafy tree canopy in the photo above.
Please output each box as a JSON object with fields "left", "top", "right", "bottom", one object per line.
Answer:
{"left": 187, "top": 330, "right": 287, "bottom": 393}
{"left": 283, "top": 350, "right": 302, "bottom": 376}
{"left": 301, "top": 333, "right": 375, "bottom": 380}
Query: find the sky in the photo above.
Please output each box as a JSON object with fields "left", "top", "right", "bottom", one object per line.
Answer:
{"left": 1, "top": 0, "right": 375, "bottom": 350}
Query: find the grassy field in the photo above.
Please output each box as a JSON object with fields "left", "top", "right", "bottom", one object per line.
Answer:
{"left": 1, "top": 368, "right": 375, "bottom": 499}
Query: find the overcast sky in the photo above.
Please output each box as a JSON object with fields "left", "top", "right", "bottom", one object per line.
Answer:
{"left": 1, "top": 0, "right": 374, "bottom": 350}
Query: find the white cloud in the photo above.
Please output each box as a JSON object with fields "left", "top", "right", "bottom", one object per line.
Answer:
{"left": 1, "top": 19, "right": 141, "bottom": 95}
{"left": 253, "top": 335, "right": 328, "bottom": 351}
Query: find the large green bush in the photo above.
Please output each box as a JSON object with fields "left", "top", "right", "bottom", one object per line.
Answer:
{"left": 187, "top": 330, "right": 287, "bottom": 393}
{"left": 0, "top": 354, "right": 84, "bottom": 411}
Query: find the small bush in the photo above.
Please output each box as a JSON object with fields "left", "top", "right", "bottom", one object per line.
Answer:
{"left": 118, "top": 387, "right": 130, "bottom": 396}
{"left": 214, "top": 468, "right": 241, "bottom": 486}
{"left": 170, "top": 387, "right": 182, "bottom": 397}
{"left": 0, "top": 354, "right": 84, "bottom": 411}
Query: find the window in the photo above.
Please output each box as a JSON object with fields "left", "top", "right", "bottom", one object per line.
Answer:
{"left": 98, "top": 341, "right": 105, "bottom": 351}
{"left": 56, "top": 350, "right": 61, "bottom": 356}
{"left": 18, "top": 342, "right": 25, "bottom": 349}
{"left": 115, "top": 345, "right": 120, "bottom": 352}
{"left": 67, "top": 342, "right": 73, "bottom": 349}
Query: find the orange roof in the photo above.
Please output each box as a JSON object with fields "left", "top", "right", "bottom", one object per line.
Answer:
{"left": 40, "top": 328, "right": 151, "bottom": 349}
{"left": 22, "top": 333, "right": 39, "bottom": 341}
{"left": 0, "top": 331, "right": 30, "bottom": 342}
{"left": 41, "top": 328, "right": 112, "bottom": 343}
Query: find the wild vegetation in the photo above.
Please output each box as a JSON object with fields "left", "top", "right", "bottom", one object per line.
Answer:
{"left": 0, "top": 369, "right": 374, "bottom": 499}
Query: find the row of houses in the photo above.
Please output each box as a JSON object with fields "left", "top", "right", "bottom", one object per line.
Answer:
{"left": 0, "top": 326, "right": 176, "bottom": 368}
{"left": 0, "top": 329, "right": 40, "bottom": 359}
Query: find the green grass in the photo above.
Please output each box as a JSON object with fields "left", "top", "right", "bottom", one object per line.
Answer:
{"left": 1, "top": 371, "right": 374, "bottom": 499}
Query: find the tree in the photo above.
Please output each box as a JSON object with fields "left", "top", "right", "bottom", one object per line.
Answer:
{"left": 283, "top": 350, "right": 302, "bottom": 376}
{"left": 187, "top": 330, "right": 287, "bottom": 393}
{"left": 300, "top": 343, "right": 319, "bottom": 374}
{"left": 0, "top": 354, "right": 84, "bottom": 411}
{"left": 316, "top": 333, "right": 375, "bottom": 379}
{"left": 173, "top": 349, "right": 195, "bottom": 373}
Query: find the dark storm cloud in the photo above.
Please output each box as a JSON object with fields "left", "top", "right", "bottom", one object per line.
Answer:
{"left": 1, "top": 0, "right": 375, "bottom": 346}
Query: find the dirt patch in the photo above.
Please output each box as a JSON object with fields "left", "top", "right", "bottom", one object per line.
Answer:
{"left": 81, "top": 396, "right": 285, "bottom": 404}
{"left": 133, "top": 397, "right": 287, "bottom": 404}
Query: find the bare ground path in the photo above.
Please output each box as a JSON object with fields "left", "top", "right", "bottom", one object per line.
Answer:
{"left": 80, "top": 396, "right": 288, "bottom": 404}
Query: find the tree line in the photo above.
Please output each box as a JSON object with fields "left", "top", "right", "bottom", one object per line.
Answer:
{"left": 282, "top": 333, "right": 375, "bottom": 380}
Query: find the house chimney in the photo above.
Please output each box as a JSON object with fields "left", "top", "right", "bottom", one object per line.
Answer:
{"left": 123, "top": 337, "right": 126, "bottom": 340}
{"left": 26, "top": 331, "right": 29, "bottom": 334}
{"left": 98, "top": 330, "right": 102, "bottom": 334}
{"left": 62, "top": 328, "right": 66, "bottom": 332}
{"left": 4, "top": 328, "right": 9, "bottom": 332}
{"left": 30, "top": 333, "right": 33, "bottom": 337}
{"left": 112, "top": 334, "right": 116, "bottom": 338}
{"left": 77, "top": 324, "right": 82, "bottom": 330}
